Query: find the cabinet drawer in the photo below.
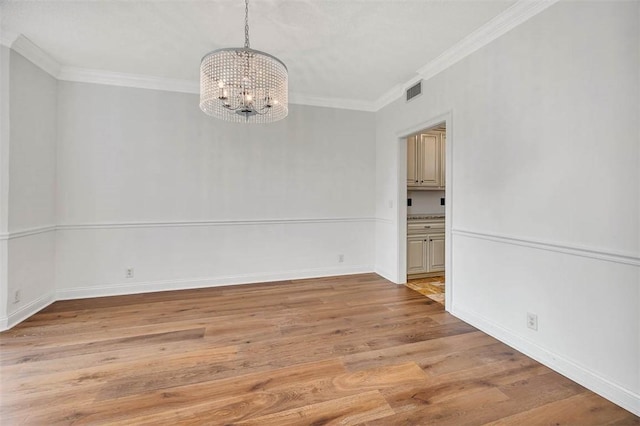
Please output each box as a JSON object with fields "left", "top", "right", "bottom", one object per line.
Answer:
{"left": 408, "top": 222, "right": 444, "bottom": 234}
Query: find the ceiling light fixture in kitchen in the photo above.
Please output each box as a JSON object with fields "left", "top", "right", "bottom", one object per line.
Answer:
{"left": 199, "top": 0, "right": 288, "bottom": 124}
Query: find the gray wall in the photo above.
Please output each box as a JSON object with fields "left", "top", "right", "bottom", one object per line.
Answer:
{"left": 55, "top": 82, "right": 376, "bottom": 297}
{"left": 0, "top": 45, "right": 10, "bottom": 322}
{"left": 375, "top": 0, "right": 639, "bottom": 413}
{"left": 4, "top": 48, "right": 57, "bottom": 325}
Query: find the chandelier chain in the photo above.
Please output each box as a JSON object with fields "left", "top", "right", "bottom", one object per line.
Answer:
{"left": 244, "top": 0, "right": 250, "bottom": 48}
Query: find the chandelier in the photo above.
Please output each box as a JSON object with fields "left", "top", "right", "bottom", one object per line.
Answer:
{"left": 199, "top": 0, "right": 288, "bottom": 124}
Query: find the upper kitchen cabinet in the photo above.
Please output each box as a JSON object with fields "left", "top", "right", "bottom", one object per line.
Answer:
{"left": 407, "top": 131, "right": 445, "bottom": 190}
{"left": 407, "top": 135, "right": 419, "bottom": 187}
{"left": 440, "top": 133, "right": 446, "bottom": 188}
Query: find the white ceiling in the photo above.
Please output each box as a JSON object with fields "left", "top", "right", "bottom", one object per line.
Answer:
{"left": 0, "top": 0, "right": 522, "bottom": 109}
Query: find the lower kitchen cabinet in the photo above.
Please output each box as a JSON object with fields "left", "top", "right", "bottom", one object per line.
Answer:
{"left": 427, "top": 234, "right": 445, "bottom": 272}
{"left": 407, "top": 236, "right": 429, "bottom": 274}
{"left": 407, "top": 233, "right": 445, "bottom": 276}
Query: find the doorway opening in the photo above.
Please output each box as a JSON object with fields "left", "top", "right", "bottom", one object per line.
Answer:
{"left": 402, "top": 121, "right": 448, "bottom": 306}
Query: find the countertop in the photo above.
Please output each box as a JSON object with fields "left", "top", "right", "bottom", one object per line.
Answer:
{"left": 407, "top": 214, "right": 445, "bottom": 220}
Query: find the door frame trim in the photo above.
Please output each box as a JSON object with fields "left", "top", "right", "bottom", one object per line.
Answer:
{"left": 395, "top": 110, "right": 453, "bottom": 311}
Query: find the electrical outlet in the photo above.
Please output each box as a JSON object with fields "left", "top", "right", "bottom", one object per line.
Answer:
{"left": 13, "top": 290, "right": 20, "bottom": 304}
{"left": 126, "top": 268, "right": 134, "bottom": 278}
{"left": 338, "top": 254, "right": 344, "bottom": 263}
{"left": 527, "top": 312, "right": 538, "bottom": 331}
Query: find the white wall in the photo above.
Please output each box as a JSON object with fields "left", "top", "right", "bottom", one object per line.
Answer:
{"left": 375, "top": 0, "right": 639, "bottom": 415}
{"left": 9, "top": 51, "right": 57, "bottom": 231}
{"left": 1, "top": 49, "right": 57, "bottom": 328}
{"left": 0, "top": 45, "right": 10, "bottom": 324}
{"left": 55, "top": 82, "right": 376, "bottom": 296}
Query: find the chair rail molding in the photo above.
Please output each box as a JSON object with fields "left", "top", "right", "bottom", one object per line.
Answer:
{"left": 452, "top": 228, "right": 640, "bottom": 267}
{"left": 55, "top": 217, "right": 376, "bottom": 231}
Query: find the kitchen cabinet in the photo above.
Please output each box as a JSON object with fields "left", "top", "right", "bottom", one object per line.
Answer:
{"left": 407, "top": 235, "right": 429, "bottom": 274}
{"left": 407, "top": 135, "right": 418, "bottom": 187}
{"left": 407, "top": 218, "right": 445, "bottom": 277}
{"left": 427, "top": 234, "right": 445, "bottom": 272}
{"left": 407, "top": 233, "right": 445, "bottom": 275}
{"left": 440, "top": 133, "right": 446, "bottom": 188}
{"left": 407, "top": 131, "right": 445, "bottom": 190}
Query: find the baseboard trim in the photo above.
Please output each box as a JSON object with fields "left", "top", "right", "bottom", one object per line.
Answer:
{"left": 0, "top": 291, "right": 56, "bottom": 331}
{"left": 451, "top": 306, "right": 640, "bottom": 417}
{"left": 56, "top": 265, "right": 374, "bottom": 301}
{"left": 374, "top": 267, "right": 397, "bottom": 284}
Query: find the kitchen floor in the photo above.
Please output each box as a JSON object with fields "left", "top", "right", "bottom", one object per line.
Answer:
{"left": 405, "top": 276, "right": 445, "bottom": 304}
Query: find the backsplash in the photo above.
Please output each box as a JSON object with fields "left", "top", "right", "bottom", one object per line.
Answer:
{"left": 407, "top": 190, "right": 445, "bottom": 215}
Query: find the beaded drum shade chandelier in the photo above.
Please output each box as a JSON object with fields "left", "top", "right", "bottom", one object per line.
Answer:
{"left": 199, "top": 0, "right": 288, "bottom": 124}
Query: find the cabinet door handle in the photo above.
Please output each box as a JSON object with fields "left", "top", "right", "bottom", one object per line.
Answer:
{"left": 424, "top": 226, "right": 431, "bottom": 228}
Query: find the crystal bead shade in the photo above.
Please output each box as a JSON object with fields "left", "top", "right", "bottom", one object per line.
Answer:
{"left": 200, "top": 48, "right": 288, "bottom": 124}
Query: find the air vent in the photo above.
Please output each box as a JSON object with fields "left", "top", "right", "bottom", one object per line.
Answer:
{"left": 406, "top": 81, "right": 422, "bottom": 102}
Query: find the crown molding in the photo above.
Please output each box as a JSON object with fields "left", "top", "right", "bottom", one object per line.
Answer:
{"left": 373, "top": 83, "right": 407, "bottom": 112}
{"left": 57, "top": 67, "right": 199, "bottom": 94}
{"left": 416, "top": 0, "right": 559, "bottom": 81}
{"left": 55, "top": 66, "right": 380, "bottom": 111}
{"left": 288, "top": 93, "right": 377, "bottom": 112}
{"left": 10, "top": 34, "right": 61, "bottom": 78}
{"left": 372, "top": 0, "right": 560, "bottom": 111}
{"left": 372, "top": 75, "right": 423, "bottom": 112}
{"left": 5, "top": 0, "right": 559, "bottom": 112}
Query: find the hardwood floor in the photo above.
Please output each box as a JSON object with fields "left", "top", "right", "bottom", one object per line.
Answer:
{"left": 1, "top": 273, "right": 637, "bottom": 425}
{"left": 406, "top": 276, "right": 445, "bottom": 305}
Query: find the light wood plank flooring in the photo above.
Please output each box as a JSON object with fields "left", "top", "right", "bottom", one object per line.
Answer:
{"left": 406, "top": 276, "right": 445, "bottom": 304}
{"left": 1, "top": 273, "right": 637, "bottom": 425}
